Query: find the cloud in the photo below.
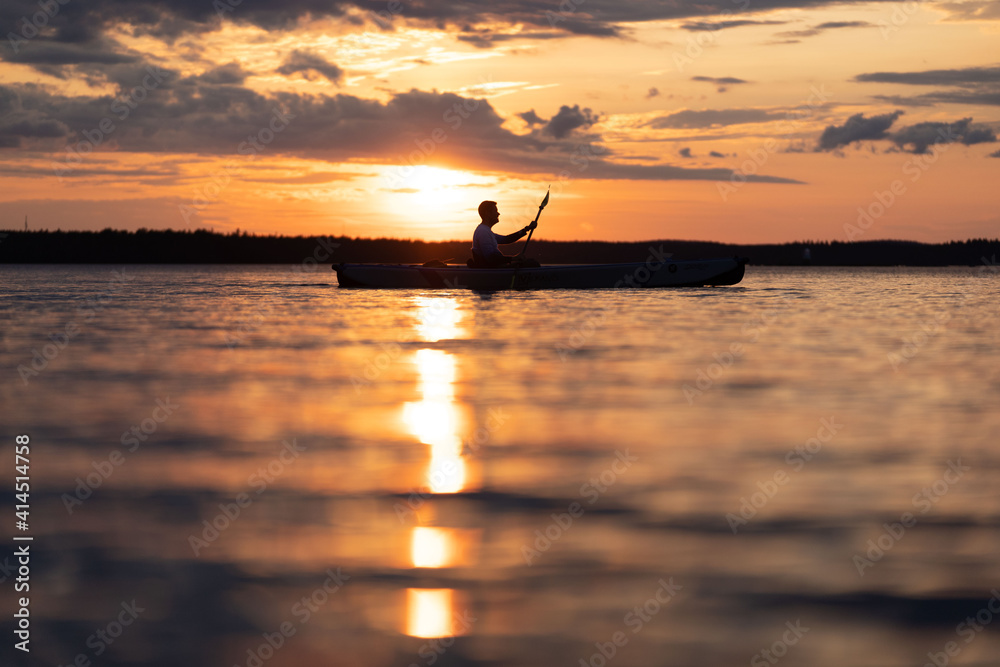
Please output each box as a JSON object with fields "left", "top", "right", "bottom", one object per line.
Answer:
{"left": 816, "top": 111, "right": 996, "bottom": 153}
{"left": 815, "top": 20, "right": 874, "bottom": 29}
{"left": 0, "top": 86, "right": 18, "bottom": 116}
{"left": 680, "top": 20, "right": 787, "bottom": 31}
{"left": 709, "top": 151, "right": 726, "bottom": 157}
{"left": 2, "top": 78, "right": 801, "bottom": 184}
{"left": 197, "top": 63, "right": 250, "bottom": 85}
{"left": 934, "top": 1, "right": 1000, "bottom": 21}
{"left": 691, "top": 75, "right": 750, "bottom": 92}
{"left": 647, "top": 87, "right": 660, "bottom": 99}
{"left": 773, "top": 20, "right": 874, "bottom": 39}
{"left": 456, "top": 30, "right": 563, "bottom": 48}
{"left": 816, "top": 111, "right": 903, "bottom": 150}
{"left": 276, "top": 50, "right": 343, "bottom": 83}
{"left": 875, "top": 90, "right": 1000, "bottom": 106}
{"left": 856, "top": 66, "right": 1000, "bottom": 86}
{"left": 543, "top": 105, "right": 599, "bottom": 139}
{"left": 856, "top": 65, "right": 1000, "bottom": 106}
{"left": 891, "top": 118, "right": 997, "bottom": 154}
{"left": 679, "top": 147, "right": 693, "bottom": 158}
{"left": 647, "top": 108, "right": 785, "bottom": 129}
{"left": 0, "top": 86, "right": 70, "bottom": 147}
{"left": 2, "top": 39, "right": 139, "bottom": 67}
{"left": 0, "top": 0, "right": 908, "bottom": 61}
{"left": 990, "top": 149, "right": 1000, "bottom": 158}
{"left": 519, "top": 109, "right": 546, "bottom": 126}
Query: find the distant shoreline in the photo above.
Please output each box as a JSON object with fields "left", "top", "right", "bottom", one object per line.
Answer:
{"left": 1, "top": 229, "right": 997, "bottom": 266}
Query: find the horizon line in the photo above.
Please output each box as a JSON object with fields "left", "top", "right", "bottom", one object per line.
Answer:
{"left": 1, "top": 228, "right": 999, "bottom": 246}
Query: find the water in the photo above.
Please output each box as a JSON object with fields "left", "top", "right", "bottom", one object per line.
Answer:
{"left": 2, "top": 264, "right": 999, "bottom": 667}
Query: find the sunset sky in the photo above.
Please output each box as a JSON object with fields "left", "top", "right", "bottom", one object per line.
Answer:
{"left": 1, "top": 0, "right": 998, "bottom": 242}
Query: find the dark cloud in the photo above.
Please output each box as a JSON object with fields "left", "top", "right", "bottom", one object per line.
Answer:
{"left": 709, "top": 150, "right": 725, "bottom": 157}
{"left": 772, "top": 20, "right": 873, "bottom": 41}
{"left": 817, "top": 111, "right": 903, "bottom": 150}
{"left": 2, "top": 40, "right": 139, "bottom": 66}
{"left": 679, "top": 147, "right": 693, "bottom": 158}
{"left": 692, "top": 76, "right": 749, "bottom": 85}
{"left": 891, "top": 118, "right": 997, "bottom": 154}
{"left": 543, "top": 105, "right": 599, "bottom": 139}
{"left": 647, "top": 108, "right": 784, "bottom": 129}
{"left": 692, "top": 75, "right": 749, "bottom": 92}
{"left": 456, "top": 30, "right": 563, "bottom": 48}
{"left": 990, "top": 149, "right": 1000, "bottom": 158}
{"left": 0, "top": 86, "right": 70, "bottom": 147}
{"left": 856, "top": 65, "right": 1000, "bottom": 106}
{"left": 0, "top": 86, "right": 18, "bottom": 116}
{"left": 3, "top": 79, "right": 799, "bottom": 184}
{"left": 573, "top": 161, "right": 802, "bottom": 184}
{"left": 680, "top": 20, "right": 787, "bottom": 31}
{"left": 867, "top": 95, "right": 938, "bottom": 108}
{"left": 874, "top": 90, "right": 1000, "bottom": 106}
{"left": 815, "top": 20, "right": 872, "bottom": 29}
{"left": 933, "top": 1, "right": 1000, "bottom": 21}
{"left": 197, "top": 63, "right": 250, "bottom": 85}
{"left": 276, "top": 50, "right": 343, "bottom": 83}
{"left": 816, "top": 111, "right": 996, "bottom": 153}
{"left": 646, "top": 87, "right": 660, "bottom": 99}
{"left": 0, "top": 0, "right": 906, "bottom": 61}
{"left": 519, "top": 109, "right": 546, "bottom": 126}
{"left": 856, "top": 66, "right": 1000, "bottom": 86}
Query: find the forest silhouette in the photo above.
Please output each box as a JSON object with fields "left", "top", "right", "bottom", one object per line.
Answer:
{"left": 1, "top": 228, "right": 997, "bottom": 266}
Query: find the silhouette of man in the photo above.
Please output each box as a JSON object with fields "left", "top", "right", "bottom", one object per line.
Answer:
{"left": 471, "top": 201, "right": 536, "bottom": 267}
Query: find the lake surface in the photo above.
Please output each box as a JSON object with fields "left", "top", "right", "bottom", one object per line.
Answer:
{"left": 2, "top": 264, "right": 999, "bottom": 667}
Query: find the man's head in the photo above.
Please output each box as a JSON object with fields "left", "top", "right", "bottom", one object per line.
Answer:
{"left": 478, "top": 200, "right": 499, "bottom": 226}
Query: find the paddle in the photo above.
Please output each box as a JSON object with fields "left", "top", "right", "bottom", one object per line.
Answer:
{"left": 518, "top": 187, "right": 549, "bottom": 258}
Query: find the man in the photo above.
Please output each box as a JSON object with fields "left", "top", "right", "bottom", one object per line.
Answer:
{"left": 471, "top": 200, "right": 537, "bottom": 267}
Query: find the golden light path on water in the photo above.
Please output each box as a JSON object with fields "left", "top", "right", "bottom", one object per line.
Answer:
{"left": 406, "top": 589, "right": 459, "bottom": 639}
{"left": 402, "top": 297, "right": 473, "bottom": 638}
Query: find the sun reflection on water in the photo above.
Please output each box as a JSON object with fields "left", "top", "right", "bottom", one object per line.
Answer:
{"left": 410, "top": 526, "right": 454, "bottom": 568}
{"left": 402, "top": 297, "right": 471, "bottom": 494}
{"left": 401, "top": 297, "right": 479, "bottom": 639}
{"left": 405, "top": 589, "right": 459, "bottom": 639}
{"left": 413, "top": 296, "right": 464, "bottom": 343}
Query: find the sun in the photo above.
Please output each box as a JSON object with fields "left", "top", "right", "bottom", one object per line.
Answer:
{"left": 378, "top": 165, "right": 484, "bottom": 235}
{"left": 402, "top": 166, "right": 474, "bottom": 206}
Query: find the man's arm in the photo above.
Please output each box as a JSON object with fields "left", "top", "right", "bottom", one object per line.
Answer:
{"left": 493, "top": 224, "right": 534, "bottom": 245}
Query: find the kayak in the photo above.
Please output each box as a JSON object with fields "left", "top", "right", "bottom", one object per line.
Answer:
{"left": 334, "top": 257, "right": 747, "bottom": 290}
